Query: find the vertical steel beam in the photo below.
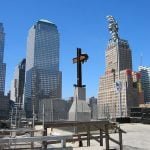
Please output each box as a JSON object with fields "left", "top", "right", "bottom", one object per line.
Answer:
{"left": 100, "top": 128, "right": 103, "bottom": 146}
{"left": 119, "top": 128, "right": 123, "bottom": 150}
{"left": 77, "top": 48, "right": 82, "bottom": 87}
{"left": 87, "top": 125, "right": 90, "bottom": 147}
{"left": 42, "top": 127, "right": 47, "bottom": 149}
{"left": 105, "top": 124, "right": 109, "bottom": 150}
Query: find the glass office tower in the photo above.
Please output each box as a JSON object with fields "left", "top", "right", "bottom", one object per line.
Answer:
{"left": 10, "top": 58, "right": 26, "bottom": 104}
{"left": 0, "top": 23, "right": 6, "bottom": 95}
{"left": 24, "top": 20, "right": 62, "bottom": 117}
{"left": 139, "top": 66, "right": 150, "bottom": 103}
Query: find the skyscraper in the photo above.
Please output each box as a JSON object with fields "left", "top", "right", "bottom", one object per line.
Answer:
{"left": 89, "top": 97, "right": 98, "bottom": 119}
{"left": 97, "top": 16, "right": 143, "bottom": 119}
{"left": 10, "top": 59, "right": 26, "bottom": 126}
{"left": 139, "top": 66, "right": 150, "bottom": 103}
{"left": 0, "top": 23, "right": 9, "bottom": 120}
{"left": 0, "top": 23, "right": 6, "bottom": 95}
{"left": 24, "top": 20, "right": 62, "bottom": 117}
{"left": 10, "top": 58, "right": 26, "bottom": 104}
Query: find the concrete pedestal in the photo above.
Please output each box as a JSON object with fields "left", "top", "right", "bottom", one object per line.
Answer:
{"left": 69, "top": 87, "right": 91, "bottom": 121}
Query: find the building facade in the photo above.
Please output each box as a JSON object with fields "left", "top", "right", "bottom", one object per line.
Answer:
{"left": 10, "top": 59, "right": 26, "bottom": 125}
{"left": 38, "top": 98, "right": 68, "bottom": 122}
{"left": 0, "top": 23, "right": 9, "bottom": 120}
{"left": 0, "top": 23, "right": 6, "bottom": 95}
{"left": 24, "top": 20, "right": 62, "bottom": 118}
{"left": 10, "top": 59, "right": 26, "bottom": 104}
{"left": 97, "top": 16, "right": 143, "bottom": 119}
{"left": 0, "top": 93, "right": 9, "bottom": 120}
{"left": 89, "top": 97, "right": 98, "bottom": 120}
{"left": 139, "top": 66, "right": 150, "bottom": 103}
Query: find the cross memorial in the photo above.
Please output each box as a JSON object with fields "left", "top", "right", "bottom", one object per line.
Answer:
{"left": 73, "top": 48, "right": 88, "bottom": 87}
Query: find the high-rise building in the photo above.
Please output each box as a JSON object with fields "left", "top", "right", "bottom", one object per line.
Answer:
{"left": 38, "top": 98, "right": 68, "bottom": 122}
{"left": 89, "top": 97, "right": 98, "bottom": 119}
{"left": 139, "top": 66, "right": 150, "bottom": 103}
{"left": 0, "top": 23, "right": 9, "bottom": 120}
{"left": 0, "top": 93, "right": 9, "bottom": 120}
{"left": 97, "top": 16, "right": 143, "bottom": 119}
{"left": 24, "top": 20, "right": 62, "bottom": 117}
{"left": 10, "top": 59, "right": 26, "bottom": 127}
{"left": 10, "top": 59, "right": 26, "bottom": 104}
{"left": 0, "top": 23, "right": 6, "bottom": 95}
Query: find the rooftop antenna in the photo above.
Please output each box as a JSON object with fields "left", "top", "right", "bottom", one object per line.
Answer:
{"left": 106, "top": 15, "right": 119, "bottom": 42}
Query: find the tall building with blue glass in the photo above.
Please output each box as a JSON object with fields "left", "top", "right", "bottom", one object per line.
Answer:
{"left": 0, "top": 23, "right": 6, "bottom": 95}
{"left": 139, "top": 66, "right": 150, "bottom": 103}
{"left": 0, "top": 23, "right": 9, "bottom": 120}
{"left": 10, "top": 58, "right": 26, "bottom": 104}
{"left": 24, "top": 20, "right": 62, "bottom": 117}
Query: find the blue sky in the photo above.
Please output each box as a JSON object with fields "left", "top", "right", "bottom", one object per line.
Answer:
{"left": 0, "top": 0, "right": 150, "bottom": 99}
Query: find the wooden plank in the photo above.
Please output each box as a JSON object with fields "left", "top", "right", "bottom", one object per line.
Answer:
{"left": 90, "top": 135, "right": 100, "bottom": 143}
{"left": 109, "top": 137, "right": 120, "bottom": 145}
{"left": 47, "top": 135, "right": 101, "bottom": 144}
{"left": 0, "top": 129, "right": 44, "bottom": 132}
{"left": 0, "top": 135, "right": 72, "bottom": 144}
{"left": 39, "top": 120, "right": 110, "bottom": 128}
{"left": 115, "top": 126, "right": 126, "bottom": 133}
{"left": 2, "top": 146, "right": 42, "bottom": 150}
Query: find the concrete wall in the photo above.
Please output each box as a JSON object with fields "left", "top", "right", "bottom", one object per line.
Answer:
{"left": 38, "top": 98, "right": 68, "bottom": 122}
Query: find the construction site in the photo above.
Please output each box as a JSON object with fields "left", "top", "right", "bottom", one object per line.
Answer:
{"left": 0, "top": 120, "right": 150, "bottom": 150}
{"left": 0, "top": 120, "right": 125, "bottom": 150}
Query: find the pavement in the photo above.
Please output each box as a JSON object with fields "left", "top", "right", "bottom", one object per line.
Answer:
{"left": 111, "top": 123, "right": 150, "bottom": 150}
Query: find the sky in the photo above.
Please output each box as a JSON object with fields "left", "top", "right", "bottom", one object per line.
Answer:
{"left": 0, "top": 0, "right": 150, "bottom": 99}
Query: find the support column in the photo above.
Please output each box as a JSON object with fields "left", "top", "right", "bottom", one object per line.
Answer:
{"left": 105, "top": 124, "right": 109, "bottom": 150}
{"left": 87, "top": 125, "right": 90, "bottom": 147}
{"left": 100, "top": 128, "right": 103, "bottom": 146}
{"left": 78, "top": 134, "right": 83, "bottom": 147}
{"left": 119, "top": 128, "right": 123, "bottom": 150}
{"left": 30, "top": 131, "right": 34, "bottom": 149}
{"left": 42, "top": 127, "right": 47, "bottom": 149}
{"left": 61, "top": 139, "right": 66, "bottom": 148}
